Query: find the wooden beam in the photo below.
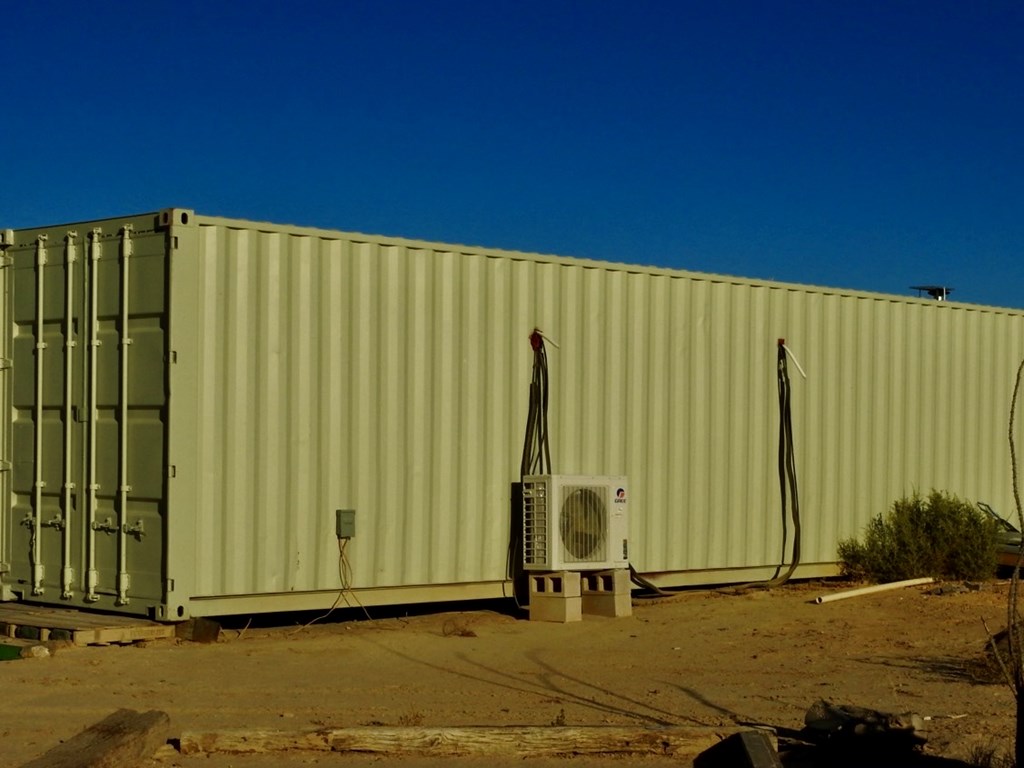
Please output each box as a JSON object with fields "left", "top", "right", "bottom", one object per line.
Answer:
{"left": 20, "top": 709, "right": 170, "bottom": 768}
{"left": 180, "top": 725, "right": 774, "bottom": 758}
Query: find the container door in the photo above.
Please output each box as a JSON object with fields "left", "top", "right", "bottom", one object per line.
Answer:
{"left": 0, "top": 231, "right": 12, "bottom": 592}
{"left": 8, "top": 218, "right": 168, "bottom": 615}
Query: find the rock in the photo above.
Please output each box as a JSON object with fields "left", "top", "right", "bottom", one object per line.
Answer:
{"left": 928, "top": 583, "right": 967, "bottom": 596}
{"left": 803, "top": 700, "right": 926, "bottom": 750}
{"left": 20, "top": 644, "right": 50, "bottom": 659}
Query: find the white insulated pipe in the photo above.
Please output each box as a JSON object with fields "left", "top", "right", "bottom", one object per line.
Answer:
{"left": 814, "top": 576, "right": 935, "bottom": 604}
{"left": 781, "top": 343, "right": 807, "bottom": 379}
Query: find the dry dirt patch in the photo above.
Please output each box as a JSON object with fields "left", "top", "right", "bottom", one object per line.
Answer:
{"left": 0, "top": 580, "right": 1016, "bottom": 767}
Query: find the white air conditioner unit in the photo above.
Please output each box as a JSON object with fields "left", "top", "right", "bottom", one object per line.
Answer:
{"left": 522, "top": 475, "right": 629, "bottom": 571}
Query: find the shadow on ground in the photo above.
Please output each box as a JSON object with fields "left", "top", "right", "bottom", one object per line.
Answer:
{"left": 779, "top": 743, "right": 973, "bottom": 767}
{"left": 855, "top": 653, "right": 1002, "bottom": 686}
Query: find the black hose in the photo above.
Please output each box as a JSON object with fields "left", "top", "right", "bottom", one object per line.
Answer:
{"left": 520, "top": 330, "right": 552, "bottom": 478}
{"left": 510, "top": 330, "right": 553, "bottom": 590}
{"left": 718, "top": 340, "right": 802, "bottom": 594}
{"left": 770, "top": 340, "right": 801, "bottom": 585}
{"left": 629, "top": 564, "right": 674, "bottom": 597}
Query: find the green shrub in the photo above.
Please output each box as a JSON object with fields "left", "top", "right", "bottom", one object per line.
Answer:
{"left": 838, "top": 490, "right": 999, "bottom": 582}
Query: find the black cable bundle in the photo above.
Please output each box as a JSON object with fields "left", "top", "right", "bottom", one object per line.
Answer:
{"left": 772, "top": 339, "right": 802, "bottom": 585}
{"left": 520, "top": 329, "right": 552, "bottom": 479}
{"left": 508, "top": 330, "right": 553, "bottom": 593}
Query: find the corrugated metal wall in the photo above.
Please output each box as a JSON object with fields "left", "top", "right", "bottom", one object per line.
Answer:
{"left": 177, "top": 215, "right": 1024, "bottom": 600}
{"left": 182, "top": 224, "right": 530, "bottom": 597}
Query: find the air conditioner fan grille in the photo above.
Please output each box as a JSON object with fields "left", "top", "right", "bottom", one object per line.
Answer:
{"left": 560, "top": 485, "right": 607, "bottom": 563}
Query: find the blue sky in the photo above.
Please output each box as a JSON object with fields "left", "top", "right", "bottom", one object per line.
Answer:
{"left": 3, "top": 1, "right": 1021, "bottom": 307}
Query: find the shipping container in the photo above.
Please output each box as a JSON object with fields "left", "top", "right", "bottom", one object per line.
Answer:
{"left": 1, "top": 208, "right": 1021, "bottom": 620}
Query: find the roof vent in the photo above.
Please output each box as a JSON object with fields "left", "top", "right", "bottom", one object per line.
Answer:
{"left": 910, "top": 285, "right": 953, "bottom": 301}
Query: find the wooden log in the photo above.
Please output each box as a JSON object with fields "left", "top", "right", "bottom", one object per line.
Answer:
{"left": 20, "top": 708, "right": 170, "bottom": 768}
{"left": 180, "top": 724, "right": 773, "bottom": 757}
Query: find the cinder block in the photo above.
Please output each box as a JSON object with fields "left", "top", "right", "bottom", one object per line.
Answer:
{"left": 582, "top": 592, "right": 632, "bottom": 618}
{"left": 529, "top": 594, "right": 583, "bottom": 623}
{"left": 528, "top": 571, "right": 583, "bottom": 623}
{"left": 581, "top": 568, "right": 631, "bottom": 594}
{"left": 529, "top": 571, "right": 581, "bottom": 598}
{"left": 581, "top": 569, "right": 632, "bottom": 617}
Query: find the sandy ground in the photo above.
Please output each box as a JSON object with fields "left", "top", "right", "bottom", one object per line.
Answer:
{"left": 0, "top": 579, "right": 1019, "bottom": 767}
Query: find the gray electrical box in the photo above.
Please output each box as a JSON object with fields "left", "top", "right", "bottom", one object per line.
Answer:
{"left": 336, "top": 509, "right": 356, "bottom": 539}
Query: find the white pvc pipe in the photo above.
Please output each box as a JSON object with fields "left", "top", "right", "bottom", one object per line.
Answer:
{"left": 782, "top": 343, "right": 807, "bottom": 379}
{"left": 814, "top": 576, "right": 934, "bottom": 604}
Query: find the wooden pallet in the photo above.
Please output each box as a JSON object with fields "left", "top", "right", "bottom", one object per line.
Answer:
{"left": 0, "top": 603, "right": 175, "bottom": 646}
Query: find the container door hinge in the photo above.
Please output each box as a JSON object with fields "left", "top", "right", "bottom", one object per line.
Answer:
{"left": 0, "top": 229, "right": 14, "bottom": 248}
{"left": 61, "top": 568, "right": 75, "bottom": 599}
{"left": 116, "top": 572, "right": 130, "bottom": 605}
{"left": 85, "top": 570, "right": 99, "bottom": 602}
{"left": 165, "top": 578, "right": 175, "bottom": 593}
